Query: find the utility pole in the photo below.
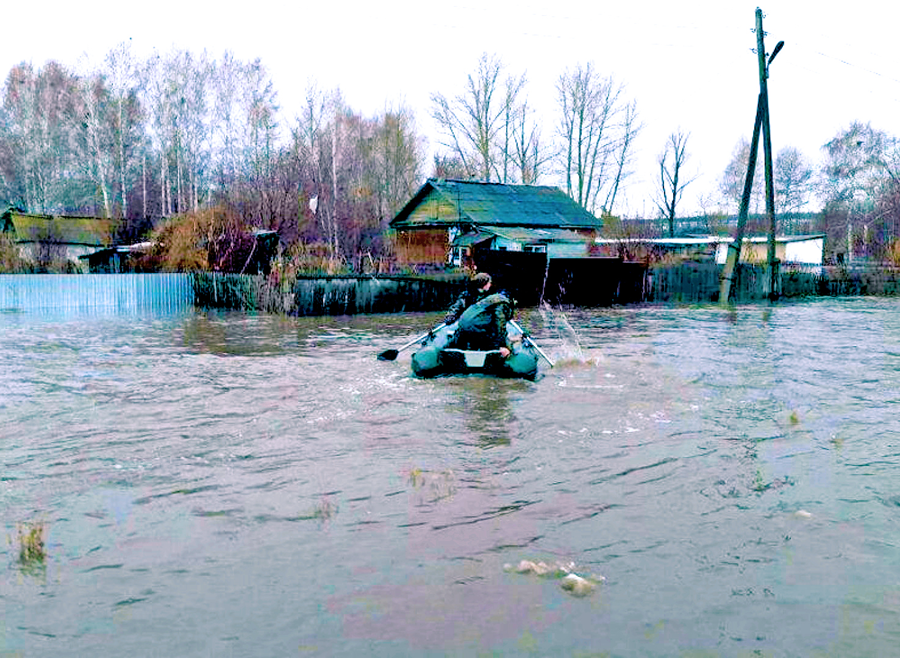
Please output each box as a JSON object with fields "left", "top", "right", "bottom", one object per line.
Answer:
{"left": 719, "top": 95, "right": 763, "bottom": 303}
{"left": 757, "top": 8, "right": 778, "bottom": 300}
{"left": 719, "top": 8, "right": 783, "bottom": 304}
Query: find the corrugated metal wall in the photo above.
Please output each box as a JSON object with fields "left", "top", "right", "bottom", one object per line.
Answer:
{"left": 0, "top": 274, "right": 194, "bottom": 313}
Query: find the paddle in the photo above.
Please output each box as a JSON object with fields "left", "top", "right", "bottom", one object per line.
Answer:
{"left": 509, "top": 319, "right": 555, "bottom": 367}
{"left": 377, "top": 323, "right": 447, "bottom": 361}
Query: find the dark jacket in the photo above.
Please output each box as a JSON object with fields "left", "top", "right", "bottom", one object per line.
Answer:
{"left": 444, "top": 288, "right": 491, "bottom": 324}
{"left": 449, "top": 292, "right": 514, "bottom": 351}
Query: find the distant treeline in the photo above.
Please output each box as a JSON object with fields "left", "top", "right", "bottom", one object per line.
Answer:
{"left": 0, "top": 47, "right": 425, "bottom": 270}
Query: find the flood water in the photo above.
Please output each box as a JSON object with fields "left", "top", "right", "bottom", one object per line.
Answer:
{"left": 2, "top": 297, "right": 900, "bottom": 656}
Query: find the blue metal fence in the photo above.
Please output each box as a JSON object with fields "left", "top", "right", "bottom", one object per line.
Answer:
{"left": 0, "top": 274, "right": 194, "bottom": 313}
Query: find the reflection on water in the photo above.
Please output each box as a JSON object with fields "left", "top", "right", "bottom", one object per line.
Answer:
{"left": 2, "top": 300, "right": 900, "bottom": 656}
{"left": 448, "top": 377, "right": 525, "bottom": 448}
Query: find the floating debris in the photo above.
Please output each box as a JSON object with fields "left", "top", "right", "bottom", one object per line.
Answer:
{"left": 508, "top": 559, "right": 575, "bottom": 577}
{"left": 560, "top": 573, "right": 596, "bottom": 597}
{"left": 504, "top": 559, "right": 604, "bottom": 598}
{"left": 793, "top": 509, "right": 813, "bottom": 519}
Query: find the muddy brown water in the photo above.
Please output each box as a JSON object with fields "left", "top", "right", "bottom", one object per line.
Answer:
{"left": 2, "top": 298, "right": 899, "bottom": 656}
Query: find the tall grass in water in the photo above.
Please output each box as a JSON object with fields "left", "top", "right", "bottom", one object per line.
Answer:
{"left": 14, "top": 520, "right": 47, "bottom": 576}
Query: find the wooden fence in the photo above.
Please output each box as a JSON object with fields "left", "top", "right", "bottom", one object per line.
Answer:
{"left": 193, "top": 273, "right": 465, "bottom": 316}
{"left": 647, "top": 262, "right": 900, "bottom": 303}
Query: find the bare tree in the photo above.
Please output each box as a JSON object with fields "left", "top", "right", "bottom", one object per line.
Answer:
{"left": 819, "top": 122, "right": 900, "bottom": 261}
{"left": 555, "top": 62, "right": 639, "bottom": 215}
{"left": 720, "top": 137, "right": 765, "bottom": 215}
{"left": 820, "top": 122, "right": 897, "bottom": 209}
{"left": 511, "top": 99, "right": 552, "bottom": 185}
{"left": 241, "top": 58, "right": 280, "bottom": 225}
{"left": 774, "top": 146, "right": 813, "bottom": 215}
{"left": 654, "top": 130, "right": 694, "bottom": 237}
{"left": 605, "top": 99, "right": 641, "bottom": 214}
{"left": 430, "top": 53, "right": 528, "bottom": 183}
{"left": 372, "top": 104, "right": 424, "bottom": 218}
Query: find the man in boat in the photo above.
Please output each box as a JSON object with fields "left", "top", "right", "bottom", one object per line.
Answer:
{"left": 444, "top": 272, "right": 494, "bottom": 324}
{"left": 444, "top": 273, "right": 514, "bottom": 358}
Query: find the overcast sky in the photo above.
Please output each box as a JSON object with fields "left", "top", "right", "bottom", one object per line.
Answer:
{"left": 5, "top": 0, "right": 900, "bottom": 216}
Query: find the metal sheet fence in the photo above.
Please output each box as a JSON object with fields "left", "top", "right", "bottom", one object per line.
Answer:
{"left": 0, "top": 274, "right": 194, "bottom": 313}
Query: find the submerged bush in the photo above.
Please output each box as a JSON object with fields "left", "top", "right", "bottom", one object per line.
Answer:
{"left": 0, "top": 234, "right": 30, "bottom": 273}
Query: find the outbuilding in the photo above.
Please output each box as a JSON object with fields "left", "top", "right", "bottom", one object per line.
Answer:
{"left": 1, "top": 207, "right": 114, "bottom": 271}
{"left": 389, "top": 179, "right": 603, "bottom": 270}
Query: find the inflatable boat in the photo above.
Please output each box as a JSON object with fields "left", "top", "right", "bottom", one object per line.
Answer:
{"left": 410, "top": 322, "right": 540, "bottom": 380}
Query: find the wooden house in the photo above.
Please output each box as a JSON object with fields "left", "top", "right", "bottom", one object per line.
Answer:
{"left": 1, "top": 207, "right": 114, "bottom": 271}
{"left": 389, "top": 179, "right": 603, "bottom": 270}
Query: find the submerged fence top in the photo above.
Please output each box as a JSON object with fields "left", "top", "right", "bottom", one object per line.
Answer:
{"left": 0, "top": 273, "right": 195, "bottom": 313}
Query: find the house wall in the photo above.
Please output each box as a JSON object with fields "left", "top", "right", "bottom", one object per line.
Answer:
{"left": 393, "top": 228, "right": 450, "bottom": 267}
{"left": 17, "top": 243, "right": 93, "bottom": 271}
{"left": 547, "top": 242, "right": 591, "bottom": 259}
{"left": 492, "top": 236, "right": 589, "bottom": 259}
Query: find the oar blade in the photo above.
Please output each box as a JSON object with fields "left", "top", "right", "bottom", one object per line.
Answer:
{"left": 377, "top": 322, "right": 447, "bottom": 362}
{"left": 377, "top": 349, "right": 399, "bottom": 361}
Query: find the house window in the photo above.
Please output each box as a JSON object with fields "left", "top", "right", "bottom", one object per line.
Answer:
{"left": 450, "top": 246, "right": 467, "bottom": 266}
{"left": 523, "top": 244, "right": 546, "bottom": 253}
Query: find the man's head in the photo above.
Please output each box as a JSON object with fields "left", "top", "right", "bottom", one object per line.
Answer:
{"left": 472, "top": 272, "right": 492, "bottom": 291}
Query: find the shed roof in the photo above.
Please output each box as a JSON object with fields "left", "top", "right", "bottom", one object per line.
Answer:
{"left": 1, "top": 209, "right": 114, "bottom": 247}
{"left": 391, "top": 179, "right": 602, "bottom": 230}
{"left": 594, "top": 234, "right": 826, "bottom": 246}
{"left": 481, "top": 226, "right": 590, "bottom": 243}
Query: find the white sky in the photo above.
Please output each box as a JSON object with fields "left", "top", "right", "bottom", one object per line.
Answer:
{"left": 6, "top": 0, "right": 900, "bottom": 217}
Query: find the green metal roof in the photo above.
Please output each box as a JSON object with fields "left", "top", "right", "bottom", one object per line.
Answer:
{"left": 484, "top": 226, "right": 589, "bottom": 243}
{"left": 1, "top": 209, "right": 113, "bottom": 247}
{"left": 390, "top": 179, "right": 602, "bottom": 230}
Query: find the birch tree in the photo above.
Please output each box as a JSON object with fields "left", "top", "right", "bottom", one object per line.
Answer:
{"left": 140, "top": 49, "right": 212, "bottom": 216}
{"left": 605, "top": 99, "right": 641, "bottom": 214}
{"left": 77, "top": 72, "right": 113, "bottom": 218}
{"left": 104, "top": 41, "right": 141, "bottom": 220}
{"left": 211, "top": 51, "right": 242, "bottom": 198}
{"left": 2, "top": 62, "right": 82, "bottom": 213}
